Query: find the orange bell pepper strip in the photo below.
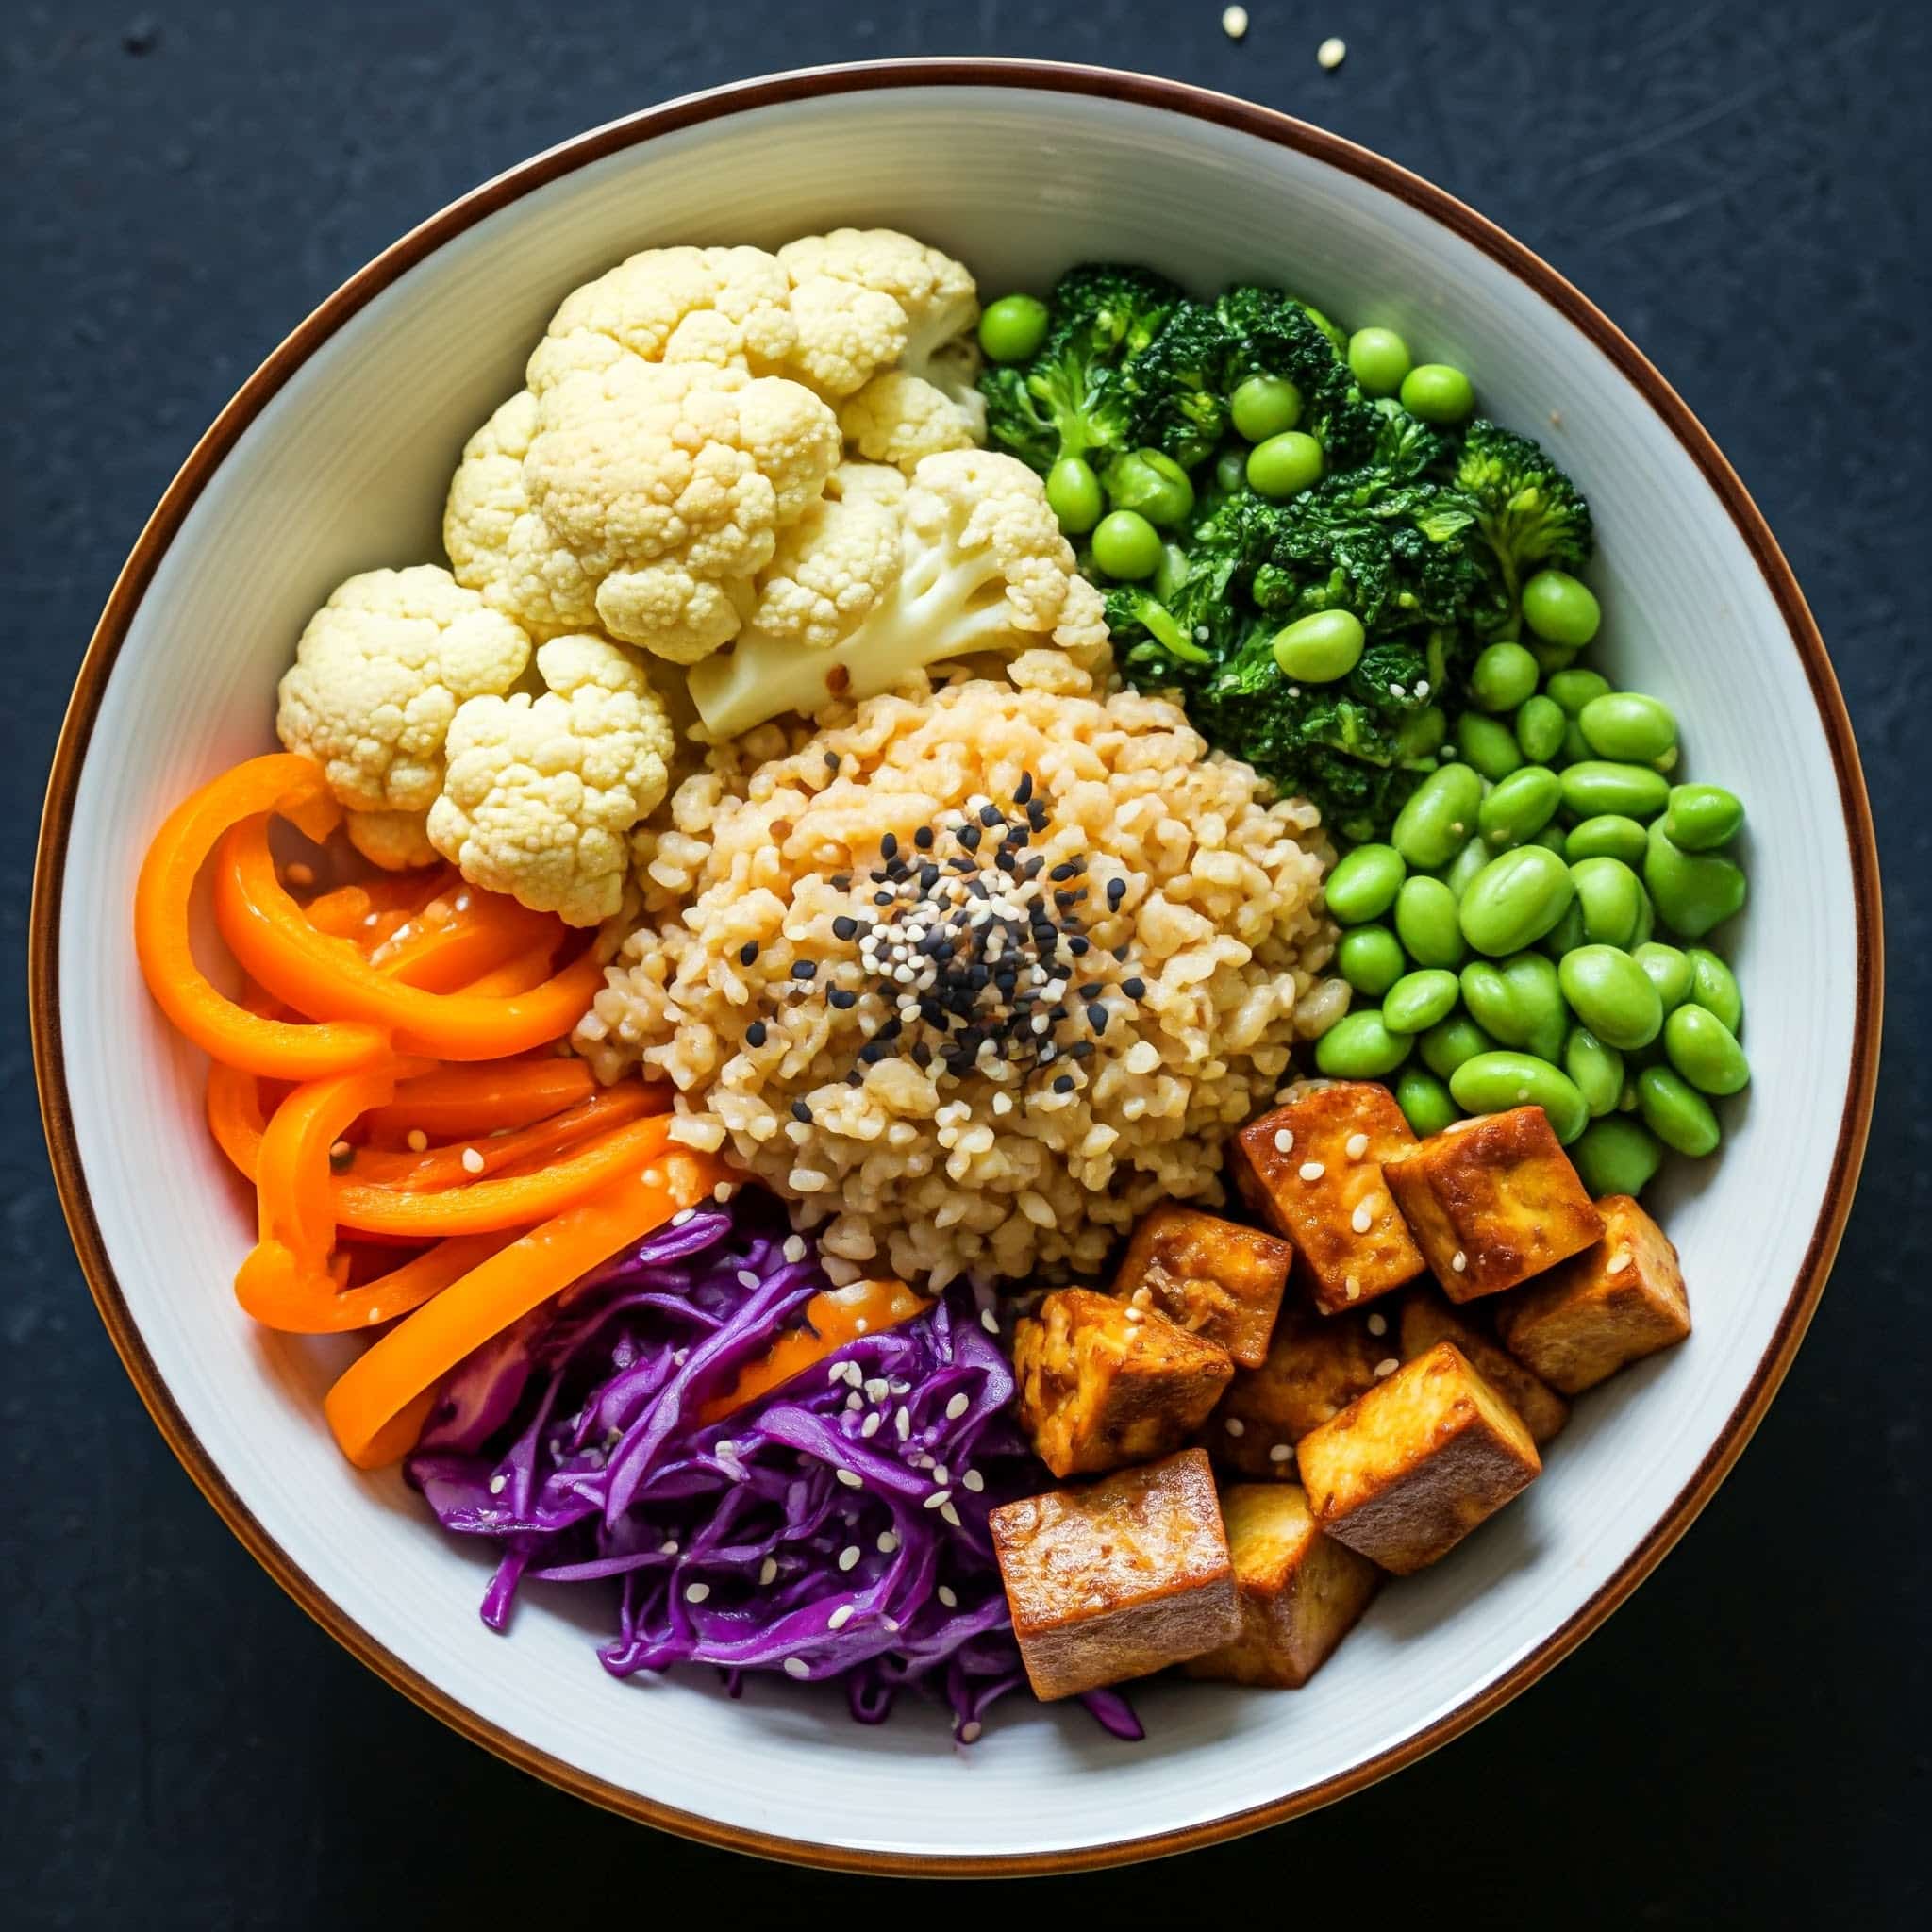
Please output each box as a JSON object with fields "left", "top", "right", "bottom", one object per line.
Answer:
{"left": 325, "top": 1150, "right": 726, "bottom": 1468}
{"left": 358, "top": 1059, "right": 597, "bottom": 1141}
{"left": 238, "top": 1230, "right": 515, "bottom": 1335}
{"left": 211, "top": 815, "right": 605, "bottom": 1060}
{"left": 456, "top": 939, "right": 565, "bottom": 998}
{"left": 207, "top": 1055, "right": 268, "bottom": 1180}
{"left": 134, "top": 755, "right": 393, "bottom": 1077}
{"left": 695, "top": 1278, "right": 928, "bottom": 1424}
{"left": 342, "top": 1087, "right": 656, "bottom": 1191}
{"left": 367, "top": 889, "right": 561, "bottom": 992}
{"left": 305, "top": 867, "right": 455, "bottom": 941}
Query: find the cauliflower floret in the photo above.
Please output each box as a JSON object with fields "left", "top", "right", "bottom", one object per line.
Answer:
{"left": 522, "top": 358, "right": 841, "bottom": 664}
{"left": 524, "top": 245, "right": 799, "bottom": 394}
{"left": 444, "top": 391, "right": 604, "bottom": 639}
{"left": 688, "top": 448, "right": 1110, "bottom": 738}
{"left": 744, "top": 462, "right": 908, "bottom": 650}
{"left": 838, "top": 369, "right": 980, "bottom": 475}
{"left": 428, "top": 635, "right": 676, "bottom": 926}
{"left": 275, "top": 565, "right": 532, "bottom": 815}
{"left": 344, "top": 808, "right": 439, "bottom": 872}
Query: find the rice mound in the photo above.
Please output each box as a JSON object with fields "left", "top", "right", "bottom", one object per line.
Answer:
{"left": 576, "top": 675, "right": 1341, "bottom": 1287}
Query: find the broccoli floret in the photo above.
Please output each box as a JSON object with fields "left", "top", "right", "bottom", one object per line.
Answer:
{"left": 1212, "top": 286, "right": 1383, "bottom": 471}
{"left": 1122, "top": 299, "right": 1233, "bottom": 468}
{"left": 1455, "top": 418, "right": 1594, "bottom": 600}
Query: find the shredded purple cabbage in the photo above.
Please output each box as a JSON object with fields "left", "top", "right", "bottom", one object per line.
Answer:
{"left": 406, "top": 1190, "right": 1141, "bottom": 1744}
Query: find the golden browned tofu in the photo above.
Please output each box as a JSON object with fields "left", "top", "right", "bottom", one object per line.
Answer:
{"left": 1205, "top": 1306, "right": 1389, "bottom": 1479}
{"left": 1383, "top": 1108, "right": 1603, "bottom": 1302}
{"left": 989, "top": 1448, "right": 1241, "bottom": 1701}
{"left": 1183, "top": 1484, "right": 1380, "bottom": 1689}
{"left": 1297, "top": 1341, "right": 1541, "bottom": 1574}
{"left": 1399, "top": 1288, "right": 1569, "bottom": 1447}
{"left": 1495, "top": 1193, "right": 1690, "bottom": 1394}
{"left": 1110, "top": 1202, "right": 1291, "bottom": 1369}
{"left": 1231, "top": 1085, "right": 1426, "bottom": 1314}
{"left": 1014, "top": 1288, "right": 1234, "bottom": 1479}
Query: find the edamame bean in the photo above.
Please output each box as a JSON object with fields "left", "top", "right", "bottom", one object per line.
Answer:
{"left": 1558, "top": 944, "right": 1663, "bottom": 1050}
{"left": 1570, "top": 856, "right": 1646, "bottom": 948}
{"left": 1472, "top": 641, "right": 1541, "bottom": 713}
{"left": 1632, "top": 941, "right": 1693, "bottom": 1013}
{"left": 1395, "top": 706, "right": 1448, "bottom": 760}
{"left": 1273, "top": 608, "right": 1367, "bottom": 682}
{"left": 1462, "top": 954, "right": 1566, "bottom": 1061}
{"left": 1547, "top": 668, "right": 1612, "bottom": 717}
{"left": 1325, "top": 842, "right": 1407, "bottom": 924}
{"left": 1479, "top": 765, "right": 1562, "bottom": 849}
{"left": 1458, "top": 845, "right": 1574, "bottom": 956}
{"left": 1565, "top": 814, "right": 1650, "bottom": 867}
{"left": 1685, "top": 946, "right": 1743, "bottom": 1033}
{"left": 1395, "top": 875, "right": 1466, "bottom": 968}
{"left": 1346, "top": 326, "right": 1412, "bottom": 396}
{"left": 1532, "top": 824, "right": 1570, "bottom": 855}
{"left": 1091, "top": 509, "right": 1163, "bottom": 580}
{"left": 1449, "top": 1051, "right": 1589, "bottom": 1144}
{"left": 1456, "top": 711, "right": 1524, "bottom": 782}
{"left": 1230, "top": 375, "right": 1304, "bottom": 442}
{"left": 1572, "top": 1115, "right": 1665, "bottom": 1197}
{"left": 1644, "top": 823, "right": 1747, "bottom": 939}
{"left": 1560, "top": 760, "right": 1673, "bottom": 821}
{"left": 1046, "top": 456, "right": 1103, "bottom": 535}
{"left": 1516, "top": 693, "right": 1567, "bottom": 764}
{"left": 1560, "top": 720, "right": 1591, "bottom": 767}
{"left": 1522, "top": 569, "right": 1602, "bottom": 647}
{"left": 1528, "top": 638, "right": 1579, "bottom": 677}
{"left": 1391, "top": 761, "right": 1483, "bottom": 869}
{"left": 1247, "top": 430, "right": 1324, "bottom": 498}
{"left": 978, "top": 293, "right": 1050, "bottom": 363}
{"left": 1539, "top": 899, "right": 1585, "bottom": 960}
{"left": 1663, "top": 782, "right": 1745, "bottom": 851}
{"left": 1578, "top": 691, "right": 1677, "bottom": 766}
{"left": 1637, "top": 1065, "right": 1722, "bottom": 1157}
{"left": 1443, "top": 837, "right": 1491, "bottom": 900}
{"left": 1315, "top": 1008, "right": 1414, "bottom": 1078}
{"left": 1336, "top": 924, "right": 1407, "bottom": 998}
{"left": 1564, "top": 1024, "right": 1625, "bottom": 1118}
{"left": 1104, "top": 449, "right": 1195, "bottom": 527}
{"left": 1400, "top": 362, "right": 1475, "bottom": 424}
{"left": 1394, "top": 1066, "right": 1458, "bottom": 1138}
{"left": 1421, "top": 1013, "right": 1496, "bottom": 1079}
{"left": 1663, "top": 1003, "right": 1750, "bottom": 1095}
{"left": 1384, "top": 968, "right": 1461, "bottom": 1034}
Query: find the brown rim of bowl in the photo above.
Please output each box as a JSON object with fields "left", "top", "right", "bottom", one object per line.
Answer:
{"left": 31, "top": 57, "right": 1882, "bottom": 1876}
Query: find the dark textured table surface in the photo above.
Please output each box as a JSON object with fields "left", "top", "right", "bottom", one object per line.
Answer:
{"left": 6, "top": 3, "right": 1925, "bottom": 1924}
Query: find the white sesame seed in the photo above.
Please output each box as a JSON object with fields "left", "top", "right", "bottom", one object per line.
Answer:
{"left": 962, "top": 1469, "right": 984, "bottom": 1493}
{"left": 671, "top": 1208, "right": 694, "bottom": 1226}
{"left": 838, "top": 1545, "right": 860, "bottom": 1572}
{"left": 660, "top": 1539, "right": 681, "bottom": 1556}
{"left": 1351, "top": 1203, "right": 1374, "bottom": 1235}
{"left": 895, "top": 1407, "right": 911, "bottom": 1441}
{"left": 685, "top": 1582, "right": 710, "bottom": 1604}
{"left": 1274, "top": 1128, "right": 1295, "bottom": 1155}
{"left": 782, "top": 1657, "right": 810, "bottom": 1679}
{"left": 488, "top": 1474, "right": 508, "bottom": 1494}
{"left": 737, "top": 1268, "right": 759, "bottom": 1289}
{"left": 828, "top": 1605, "right": 854, "bottom": 1630}
{"left": 712, "top": 1181, "right": 735, "bottom": 1203}
{"left": 1367, "top": 1312, "right": 1389, "bottom": 1337}
{"left": 284, "top": 860, "right": 315, "bottom": 888}
{"left": 1317, "top": 35, "right": 1347, "bottom": 69}
{"left": 836, "top": 1468, "right": 864, "bottom": 1489}
{"left": 845, "top": 1392, "right": 862, "bottom": 1411}
{"left": 945, "top": 1392, "right": 971, "bottom": 1421}
{"left": 937, "top": 1585, "right": 958, "bottom": 1607}
{"left": 1344, "top": 1274, "right": 1361, "bottom": 1300}
{"left": 1300, "top": 1161, "right": 1326, "bottom": 1181}
{"left": 758, "top": 1556, "right": 777, "bottom": 1584}
{"left": 329, "top": 1140, "right": 353, "bottom": 1162}
{"left": 460, "top": 1146, "right": 485, "bottom": 1175}
{"left": 890, "top": 1379, "right": 911, "bottom": 1396}
{"left": 864, "top": 1377, "right": 889, "bottom": 1403}
{"left": 1222, "top": 4, "right": 1248, "bottom": 38}
{"left": 1345, "top": 1132, "right": 1370, "bottom": 1159}
{"left": 941, "top": 1502, "right": 962, "bottom": 1528}
{"left": 958, "top": 1720, "right": 983, "bottom": 1744}
{"left": 363, "top": 912, "right": 379, "bottom": 927}
{"left": 860, "top": 1411, "right": 881, "bottom": 1438}
{"left": 1268, "top": 1442, "right": 1293, "bottom": 1465}
{"left": 924, "top": 1490, "right": 953, "bottom": 1510}
{"left": 1375, "top": 1357, "right": 1400, "bottom": 1377}
{"left": 1452, "top": 1251, "right": 1468, "bottom": 1273}
{"left": 932, "top": 1464, "right": 951, "bottom": 1487}
{"left": 1124, "top": 1307, "right": 1143, "bottom": 1324}
{"left": 1224, "top": 1417, "right": 1246, "bottom": 1437}
{"left": 877, "top": 1531, "right": 900, "bottom": 1555}
{"left": 782, "top": 1234, "right": 807, "bottom": 1262}
{"left": 883, "top": 1617, "right": 900, "bottom": 1633}
{"left": 405, "top": 1128, "right": 428, "bottom": 1152}
{"left": 1606, "top": 1251, "right": 1632, "bottom": 1275}
{"left": 1417, "top": 681, "right": 1431, "bottom": 698}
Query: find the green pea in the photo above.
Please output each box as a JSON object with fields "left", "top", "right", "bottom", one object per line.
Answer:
{"left": 1381, "top": 968, "right": 1459, "bottom": 1035}
{"left": 1230, "top": 375, "right": 1304, "bottom": 442}
{"left": 1565, "top": 814, "right": 1649, "bottom": 867}
{"left": 1685, "top": 946, "right": 1743, "bottom": 1034}
{"left": 1522, "top": 569, "right": 1602, "bottom": 647}
{"left": 1395, "top": 706, "right": 1449, "bottom": 761}
{"left": 1336, "top": 924, "right": 1407, "bottom": 998}
{"left": 1046, "top": 457, "right": 1103, "bottom": 535}
{"left": 1395, "top": 875, "right": 1466, "bottom": 969}
{"left": 1215, "top": 447, "right": 1247, "bottom": 495}
{"left": 1558, "top": 944, "right": 1664, "bottom": 1051}
{"left": 1515, "top": 694, "right": 1567, "bottom": 765}
{"left": 1399, "top": 362, "right": 1475, "bottom": 424}
{"left": 1564, "top": 1024, "right": 1625, "bottom": 1119}
{"left": 1462, "top": 953, "right": 1566, "bottom": 1061}
{"left": 1570, "top": 856, "right": 1646, "bottom": 948}
{"left": 1663, "top": 782, "right": 1745, "bottom": 852}
{"left": 1572, "top": 1116, "right": 1665, "bottom": 1197}
{"left": 978, "top": 293, "right": 1050, "bottom": 363}
{"left": 1632, "top": 941, "right": 1693, "bottom": 1013}
{"left": 1346, "top": 326, "right": 1412, "bottom": 397}
{"left": 1547, "top": 669, "right": 1612, "bottom": 718}
{"left": 1325, "top": 842, "right": 1407, "bottom": 924}
{"left": 1314, "top": 1008, "right": 1414, "bottom": 1079}
{"left": 1560, "top": 760, "right": 1672, "bottom": 821}
{"left": 1471, "top": 641, "right": 1541, "bottom": 713}
{"left": 1578, "top": 691, "right": 1677, "bottom": 766}
{"left": 1090, "top": 508, "right": 1163, "bottom": 580}
{"left": 1394, "top": 1066, "right": 1457, "bottom": 1138}
{"left": 1456, "top": 711, "right": 1524, "bottom": 782}
{"left": 1539, "top": 899, "right": 1585, "bottom": 961}
{"left": 1458, "top": 845, "right": 1574, "bottom": 956}
{"left": 1643, "top": 823, "right": 1747, "bottom": 940}
{"left": 1528, "top": 638, "right": 1579, "bottom": 677}
{"left": 1478, "top": 765, "right": 1561, "bottom": 850}
{"left": 1421, "top": 1013, "right": 1496, "bottom": 1079}
{"left": 1663, "top": 1003, "right": 1750, "bottom": 1096}
{"left": 1103, "top": 448, "right": 1195, "bottom": 527}
{"left": 1273, "top": 608, "right": 1367, "bottom": 683}
{"left": 1247, "top": 430, "right": 1324, "bottom": 498}
{"left": 1443, "top": 837, "right": 1491, "bottom": 901}
{"left": 1449, "top": 1051, "right": 1589, "bottom": 1144}
{"left": 1391, "top": 762, "right": 1483, "bottom": 869}
{"left": 1637, "top": 1065, "right": 1722, "bottom": 1157}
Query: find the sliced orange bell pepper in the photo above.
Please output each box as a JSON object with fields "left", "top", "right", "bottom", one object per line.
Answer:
{"left": 359, "top": 1059, "right": 597, "bottom": 1141}
{"left": 325, "top": 1150, "right": 725, "bottom": 1468}
{"left": 238, "top": 1231, "right": 515, "bottom": 1334}
{"left": 696, "top": 1278, "right": 927, "bottom": 1424}
{"left": 305, "top": 867, "right": 455, "bottom": 941}
{"left": 341, "top": 1087, "right": 655, "bottom": 1191}
{"left": 367, "top": 888, "right": 560, "bottom": 992}
{"left": 456, "top": 939, "right": 565, "bottom": 998}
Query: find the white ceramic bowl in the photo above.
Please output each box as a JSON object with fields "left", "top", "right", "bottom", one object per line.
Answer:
{"left": 35, "top": 62, "right": 1880, "bottom": 1873}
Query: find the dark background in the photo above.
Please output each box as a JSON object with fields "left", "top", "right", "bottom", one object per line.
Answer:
{"left": 5, "top": 3, "right": 1924, "bottom": 1924}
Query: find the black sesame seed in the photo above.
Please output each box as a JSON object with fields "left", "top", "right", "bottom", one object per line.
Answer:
{"left": 824, "top": 752, "right": 841, "bottom": 773}
{"left": 1087, "top": 1002, "right": 1109, "bottom": 1033}
{"left": 979, "top": 804, "right": 1004, "bottom": 828}
{"left": 911, "top": 1042, "right": 933, "bottom": 1068}
{"left": 1048, "top": 861, "right": 1079, "bottom": 882}
{"left": 745, "top": 1021, "right": 768, "bottom": 1047}
{"left": 914, "top": 825, "right": 935, "bottom": 850}
{"left": 958, "top": 824, "right": 981, "bottom": 851}
{"left": 1055, "top": 889, "right": 1080, "bottom": 908}
{"left": 791, "top": 1100, "right": 813, "bottom": 1124}
{"left": 881, "top": 832, "right": 898, "bottom": 859}
{"left": 1121, "top": 976, "right": 1147, "bottom": 999}
{"left": 994, "top": 849, "right": 1016, "bottom": 874}
{"left": 1068, "top": 936, "right": 1091, "bottom": 957}
{"left": 874, "top": 891, "right": 895, "bottom": 907}
{"left": 1003, "top": 823, "right": 1028, "bottom": 846}
{"left": 1079, "top": 982, "right": 1104, "bottom": 998}
{"left": 1113, "top": 942, "right": 1132, "bottom": 960}
{"left": 858, "top": 1041, "right": 885, "bottom": 1064}
{"left": 1014, "top": 772, "right": 1034, "bottom": 805}
{"left": 1071, "top": 1039, "right": 1096, "bottom": 1058}
{"left": 830, "top": 874, "right": 850, "bottom": 891}
{"left": 1028, "top": 803, "right": 1050, "bottom": 831}
{"left": 828, "top": 988, "right": 858, "bottom": 1010}
{"left": 920, "top": 863, "right": 940, "bottom": 891}
{"left": 791, "top": 960, "right": 817, "bottom": 981}
{"left": 832, "top": 915, "right": 858, "bottom": 941}
{"left": 845, "top": 1071, "right": 863, "bottom": 1086}
{"left": 1053, "top": 1074, "right": 1074, "bottom": 1092}
{"left": 1106, "top": 878, "right": 1126, "bottom": 908}
{"left": 740, "top": 941, "right": 760, "bottom": 965}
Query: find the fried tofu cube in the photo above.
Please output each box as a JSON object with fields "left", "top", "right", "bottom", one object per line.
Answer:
{"left": 1231, "top": 1084, "right": 1426, "bottom": 1314}
{"left": 1184, "top": 1484, "right": 1380, "bottom": 1689}
{"left": 1383, "top": 1107, "right": 1603, "bottom": 1302}
{"left": 1400, "top": 1288, "right": 1569, "bottom": 1447}
{"left": 1110, "top": 1203, "right": 1291, "bottom": 1369}
{"left": 1297, "top": 1341, "right": 1541, "bottom": 1574}
{"left": 1014, "top": 1288, "right": 1234, "bottom": 1479}
{"left": 1206, "top": 1305, "right": 1390, "bottom": 1478}
{"left": 990, "top": 1448, "right": 1241, "bottom": 1701}
{"left": 1495, "top": 1193, "right": 1690, "bottom": 1394}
